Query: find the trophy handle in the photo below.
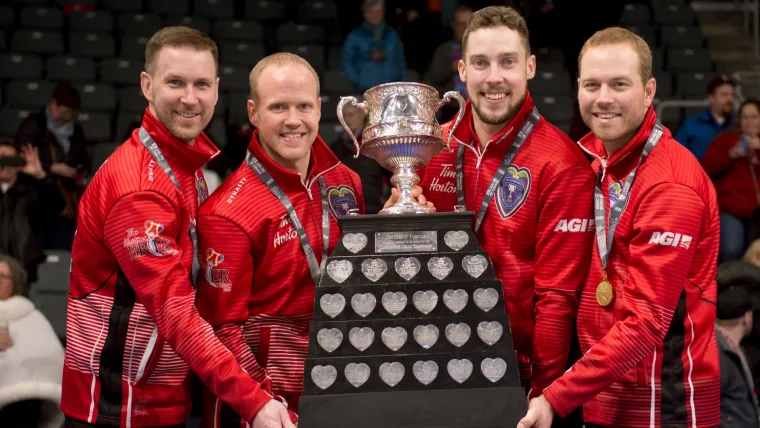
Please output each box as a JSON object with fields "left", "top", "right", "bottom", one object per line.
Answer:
{"left": 436, "top": 91, "right": 466, "bottom": 151}
{"left": 337, "top": 96, "right": 368, "bottom": 159}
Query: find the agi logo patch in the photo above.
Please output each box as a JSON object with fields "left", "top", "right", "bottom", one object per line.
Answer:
{"left": 327, "top": 185, "right": 359, "bottom": 219}
{"left": 495, "top": 164, "right": 531, "bottom": 219}
{"left": 205, "top": 248, "right": 231, "bottom": 292}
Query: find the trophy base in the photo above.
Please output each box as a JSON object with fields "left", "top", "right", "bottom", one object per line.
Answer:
{"left": 379, "top": 200, "right": 436, "bottom": 215}
{"left": 298, "top": 387, "right": 527, "bottom": 428}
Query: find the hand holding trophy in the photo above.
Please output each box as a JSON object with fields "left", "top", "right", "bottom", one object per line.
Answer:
{"left": 337, "top": 83, "right": 466, "bottom": 215}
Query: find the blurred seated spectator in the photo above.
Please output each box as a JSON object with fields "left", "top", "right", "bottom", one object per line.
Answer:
{"left": 425, "top": 5, "right": 472, "bottom": 97}
{"left": 702, "top": 98, "right": 760, "bottom": 262}
{"left": 715, "top": 284, "right": 760, "bottom": 428}
{"left": 341, "top": 0, "right": 408, "bottom": 93}
{"left": 331, "top": 104, "right": 390, "bottom": 213}
{"left": 15, "top": 82, "right": 90, "bottom": 250}
{"left": 0, "top": 255, "right": 65, "bottom": 428}
{"left": 676, "top": 75, "right": 736, "bottom": 161}
{"left": 0, "top": 140, "right": 65, "bottom": 285}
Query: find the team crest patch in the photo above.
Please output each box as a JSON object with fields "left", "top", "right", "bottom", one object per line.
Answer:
{"left": 495, "top": 165, "right": 531, "bottom": 219}
{"left": 327, "top": 185, "right": 359, "bottom": 218}
{"left": 205, "top": 248, "right": 231, "bottom": 292}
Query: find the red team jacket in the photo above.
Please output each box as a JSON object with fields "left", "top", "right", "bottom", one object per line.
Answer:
{"left": 62, "top": 110, "right": 273, "bottom": 426}
{"left": 419, "top": 93, "right": 596, "bottom": 395}
{"left": 543, "top": 107, "right": 721, "bottom": 427}
{"left": 196, "top": 130, "right": 365, "bottom": 426}
{"left": 701, "top": 130, "right": 760, "bottom": 220}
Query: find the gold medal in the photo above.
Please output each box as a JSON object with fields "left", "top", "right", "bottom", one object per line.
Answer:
{"left": 596, "top": 279, "right": 614, "bottom": 307}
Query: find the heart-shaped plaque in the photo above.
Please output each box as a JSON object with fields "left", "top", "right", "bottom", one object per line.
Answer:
{"left": 326, "top": 260, "right": 353, "bottom": 283}
{"left": 480, "top": 358, "right": 507, "bottom": 383}
{"left": 443, "top": 289, "right": 468, "bottom": 313}
{"left": 348, "top": 327, "right": 375, "bottom": 351}
{"left": 473, "top": 287, "right": 499, "bottom": 312}
{"left": 394, "top": 257, "right": 421, "bottom": 281}
{"left": 412, "top": 290, "right": 438, "bottom": 314}
{"left": 361, "top": 258, "right": 387, "bottom": 282}
{"left": 477, "top": 321, "right": 503, "bottom": 346}
{"left": 381, "top": 326, "right": 408, "bottom": 351}
{"left": 413, "top": 324, "right": 439, "bottom": 349}
{"left": 427, "top": 257, "right": 454, "bottom": 280}
{"left": 351, "top": 293, "right": 376, "bottom": 318}
{"left": 447, "top": 359, "right": 473, "bottom": 384}
{"left": 462, "top": 255, "right": 488, "bottom": 279}
{"left": 342, "top": 233, "right": 368, "bottom": 254}
{"left": 319, "top": 293, "right": 346, "bottom": 319}
{"left": 311, "top": 365, "right": 337, "bottom": 390}
{"left": 379, "top": 362, "right": 405, "bottom": 387}
{"left": 344, "top": 363, "right": 371, "bottom": 388}
{"left": 316, "top": 328, "right": 343, "bottom": 353}
{"left": 381, "top": 291, "right": 407, "bottom": 316}
{"left": 445, "top": 323, "right": 471, "bottom": 348}
{"left": 444, "top": 230, "right": 469, "bottom": 251}
{"left": 413, "top": 360, "right": 439, "bottom": 386}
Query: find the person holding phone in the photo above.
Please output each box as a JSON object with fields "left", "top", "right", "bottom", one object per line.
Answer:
{"left": 702, "top": 98, "right": 760, "bottom": 262}
{"left": 0, "top": 139, "right": 65, "bottom": 287}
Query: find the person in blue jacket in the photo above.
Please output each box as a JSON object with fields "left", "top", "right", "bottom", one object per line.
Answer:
{"left": 341, "top": 0, "right": 408, "bottom": 93}
{"left": 675, "top": 74, "right": 736, "bottom": 160}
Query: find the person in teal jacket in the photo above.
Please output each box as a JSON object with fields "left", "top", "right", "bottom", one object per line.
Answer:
{"left": 675, "top": 74, "right": 736, "bottom": 160}
{"left": 341, "top": 0, "right": 408, "bottom": 93}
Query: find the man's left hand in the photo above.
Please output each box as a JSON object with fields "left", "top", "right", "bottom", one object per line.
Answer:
{"left": 517, "top": 395, "right": 554, "bottom": 428}
{"left": 382, "top": 185, "right": 434, "bottom": 212}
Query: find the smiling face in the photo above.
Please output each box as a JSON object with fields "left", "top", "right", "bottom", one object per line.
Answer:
{"left": 140, "top": 45, "right": 219, "bottom": 144}
{"left": 459, "top": 26, "right": 535, "bottom": 127}
{"left": 578, "top": 42, "right": 655, "bottom": 154}
{"left": 248, "top": 61, "right": 321, "bottom": 172}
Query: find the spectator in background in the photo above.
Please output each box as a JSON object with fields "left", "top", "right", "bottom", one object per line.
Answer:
{"left": 331, "top": 103, "right": 390, "bottom": 213}
{"left": 0, "top": 255, "right": 65, "bottom": 428}
{"left": 15, "top": 82, "right": 91, "bottom": 250}
{"left": 717, "top": 250, "right": 760, "bottom": 402}
{"left": 425, "top": 5, "right": 472, "bottom": 97}
{"left": 676, "top": 74, "right": 736, "bottom": 160}
{"left": 715, "top": 285, "right": 760, "bottom": 428}
{"left": 702, "top": 98, "right": 760, "bottom": 262}
{"left": 341, "top": 0, "right": 408, "bottom": 93}
{"left": 0, "top": 140, "right": 64, "bottom": 286}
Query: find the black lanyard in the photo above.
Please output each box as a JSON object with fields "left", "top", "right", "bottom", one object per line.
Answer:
{"left": 137, "top": 127, "right": 208, "bottom": 285}
{"left": 246, "top": 151, "right": 330, "bottom": 285}
{"left": 593, "top": 122, "right": 663, "bottom": 273}
{"left": 455, "top": 107, "right": 540, "bottom": 233}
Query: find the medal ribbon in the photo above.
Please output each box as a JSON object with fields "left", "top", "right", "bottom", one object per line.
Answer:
{"left": 456, "top": 107, "right": 540, "bottom": 233}
{"left": 246, "top": 150, "right": 330, "bottom": 286}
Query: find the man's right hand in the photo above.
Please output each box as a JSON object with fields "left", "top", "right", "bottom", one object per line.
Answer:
{"left": 51, "top": 162, "right": 78, "bottom": 178}
{"left": 251, "top": 400, "right": 296, "bottom": 428}
{"left": 382, "top": 185, "right": 434, "bottom": 212}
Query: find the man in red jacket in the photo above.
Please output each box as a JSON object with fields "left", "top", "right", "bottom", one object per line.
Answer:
{"left": 61, "top": 27, "right": 293, "bottom": 428}
{"left": 195, "top": 53, "right": 366, "bottom": 427}
{"left": 398, "top": 5, "right": 596, "bottom": 400}
{"left": 518, "top": 27, "right": 721, "bottom": 428}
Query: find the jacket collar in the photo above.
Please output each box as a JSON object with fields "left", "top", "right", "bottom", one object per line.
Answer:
{"left": 452, "top": 92, "right": 536, "bottom": 162}
{"left": 0, "top": 296, "right": 35, "bottom": 321}
{"left": 247, "top": 129, "right": 342, "bottom": 192}
{"left": 140, "top": 108, "right": 219, "bottom": 173}
{"left": 578, "top": 105, "right": 658, "bottom": 168}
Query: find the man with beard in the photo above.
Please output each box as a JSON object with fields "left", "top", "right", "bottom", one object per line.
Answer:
{"left": 61, "top": 27, "right": 293, "bottom": 428}
{"left": 518, "top": 27, "right": 720, "bottom": 428}
{"left": 390, "top": 5, "right": 596, "bottom": 402}
{"left": 675, "top": 74, "right": 736, "bottom": 161}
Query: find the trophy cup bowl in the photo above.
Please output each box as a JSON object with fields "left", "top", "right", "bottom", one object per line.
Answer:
{"left": 337, "top": 82, "right": 466, "bottom": 215}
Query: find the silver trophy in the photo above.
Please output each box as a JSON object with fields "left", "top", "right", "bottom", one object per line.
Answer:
{"left": 337, "top": 82, "right": 466, "bottom": 214}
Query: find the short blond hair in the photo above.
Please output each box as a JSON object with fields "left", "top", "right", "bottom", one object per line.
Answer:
{"left": 461, "top": 6, "right": 530, "bottom": 57}
{"left": 248, "top": 52, "right": 321, "bottom": 102}
{"left": 145, "top": 26, "right": 218, "bottom": 75}
{"left": 579, "top": 27, "right": 652, "bottom": 84}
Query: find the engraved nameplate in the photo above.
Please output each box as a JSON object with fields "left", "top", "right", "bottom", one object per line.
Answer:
{"left": 375, "top": 231, "right": 438, "bottom": 253}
